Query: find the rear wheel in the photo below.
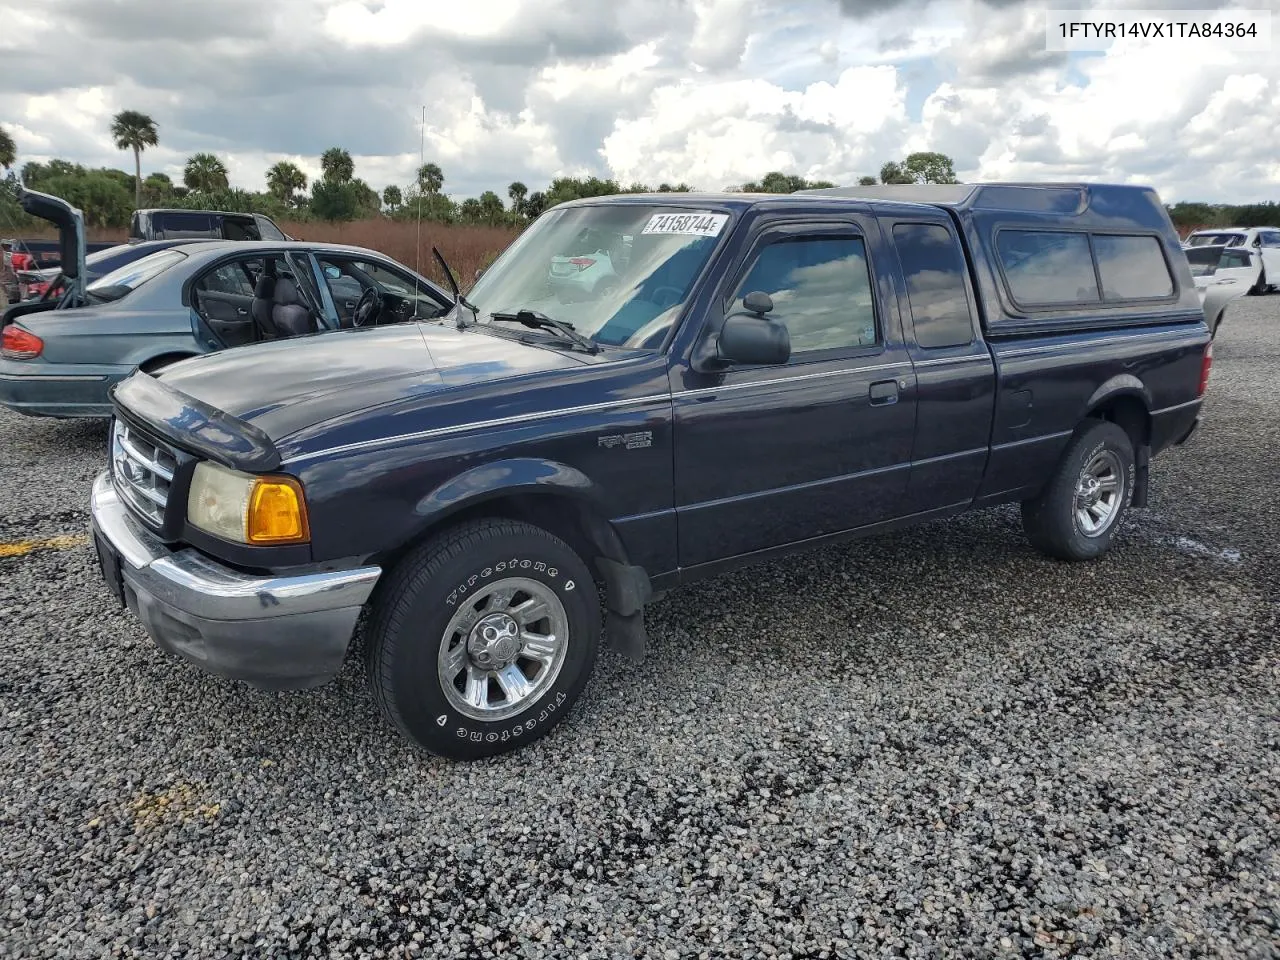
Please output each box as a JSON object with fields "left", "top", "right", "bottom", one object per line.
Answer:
{"left": 365, "top": 518, "right": 600, "bottom": 759}
{"left": 1021, "top": 419, "right": 1135, "bottom": 561}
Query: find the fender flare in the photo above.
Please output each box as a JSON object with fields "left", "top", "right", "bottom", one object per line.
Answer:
{"left": 413, "top": 457, "right": 611, "bottom": 523}
{"left": 411, "top": 458, "right": 653, "bottom": 657}
{"left": 1083, "top": 375, "right": 1152, "bottom": 421}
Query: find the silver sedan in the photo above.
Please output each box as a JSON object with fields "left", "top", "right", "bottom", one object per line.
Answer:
{"left": 0, "top": 240, "right": 451, "bottom": 418}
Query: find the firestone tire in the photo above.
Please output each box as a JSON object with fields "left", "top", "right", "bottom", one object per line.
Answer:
{"left": 365, "top": 518, "right": 600, "bottom": 760}
{"left": 1021, "top": 419, "right": 1135, "bottom": 562}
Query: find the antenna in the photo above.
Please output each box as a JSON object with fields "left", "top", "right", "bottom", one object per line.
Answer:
{"left": 415, "top": 104, "right": 426, "bottom": 301}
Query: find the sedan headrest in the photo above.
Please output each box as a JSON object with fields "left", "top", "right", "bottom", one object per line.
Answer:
{"left": 253, "top": 274, "right": 275, "bottom": 299}
{"left": 273, "top": 276, "right": 302, "bottom": 306}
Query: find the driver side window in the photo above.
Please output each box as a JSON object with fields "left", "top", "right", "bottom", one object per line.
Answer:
{"left": 730, "top": 236, "right": 878, "bottom": 359}
{"left": 317, "top": 258, "right": 365, "bottom": 324}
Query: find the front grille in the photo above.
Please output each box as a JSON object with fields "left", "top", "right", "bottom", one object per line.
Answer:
{"left": 111, "top": 418, "right": 178, "bottom": 528}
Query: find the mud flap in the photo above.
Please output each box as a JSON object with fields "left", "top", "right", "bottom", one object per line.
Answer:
{"left": 595, "top": 557, "right": 652, "bottom": 660}
{"left": 1132, "top": 444, "right": 1150, "bottom": 509}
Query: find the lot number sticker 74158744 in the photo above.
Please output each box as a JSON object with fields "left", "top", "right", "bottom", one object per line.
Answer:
{"left": 641, "top": 211, "right": 728, "bottom": 237}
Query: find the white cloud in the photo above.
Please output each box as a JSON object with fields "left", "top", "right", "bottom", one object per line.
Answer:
{"left": 0, "top": 0, "right": 1277, "bottom": 205}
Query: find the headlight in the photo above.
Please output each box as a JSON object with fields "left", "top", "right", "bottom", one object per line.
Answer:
{"left": 187, "top": 461, "right": 310, "bottom": 545}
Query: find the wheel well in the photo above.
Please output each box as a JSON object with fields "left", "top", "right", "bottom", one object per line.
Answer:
{"left": 1088, "top": 393, "right": 1150, "bottom": 452}
{"left": 138, "top": 352, "right": 196, "bottom": 374}
{"left": 378, "top": 492, "right": 627, "bottom": 589}
{"left": 371, "top": 491, "right": 652, "bottom": 655}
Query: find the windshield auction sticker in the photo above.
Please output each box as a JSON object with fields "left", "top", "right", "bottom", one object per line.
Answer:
{"left": 641, "top": 212, "right": 729, "bottom": 237}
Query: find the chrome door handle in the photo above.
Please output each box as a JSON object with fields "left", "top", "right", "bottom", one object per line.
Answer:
{"left": 869, "top": 379, "right": 899, "bottom": 405}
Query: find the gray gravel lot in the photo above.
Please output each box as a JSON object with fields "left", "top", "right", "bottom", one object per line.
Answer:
{"left": 1, "top": 301, "right": 1276, "bottom": 960}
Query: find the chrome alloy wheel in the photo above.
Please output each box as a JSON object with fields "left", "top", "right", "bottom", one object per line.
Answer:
{"left": 438, "top": 578, "right": 569, "bottom": 721}
{"left": 1074, "top": 449, "right": 1125, "bottom": 537}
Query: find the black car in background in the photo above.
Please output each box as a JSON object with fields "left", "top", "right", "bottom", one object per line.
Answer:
{"left": 127, "top": 209, "right": 292, "bottom": 242}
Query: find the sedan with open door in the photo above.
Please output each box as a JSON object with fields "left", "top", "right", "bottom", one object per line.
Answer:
{"left": 0, "top": 238, "right": 451, "bottom": 419}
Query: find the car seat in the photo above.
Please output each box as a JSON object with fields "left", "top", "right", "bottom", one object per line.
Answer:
{"left": 271, "top": 277, "right": 314, "bottom": 337}
{"left": 250, "top": 274, "right": 281, "bottom": 339}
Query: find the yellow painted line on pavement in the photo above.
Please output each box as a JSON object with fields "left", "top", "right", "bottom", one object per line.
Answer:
{"left": 0, "top": 533, "right": 90, "bottom": 558}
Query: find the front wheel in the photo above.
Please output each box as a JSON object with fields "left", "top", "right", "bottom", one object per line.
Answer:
{"left": 365, "top": 518, "right": 600, "bottom": 759}
{"left": 1021, "top": 419, "right": 1135, "bottom": 561}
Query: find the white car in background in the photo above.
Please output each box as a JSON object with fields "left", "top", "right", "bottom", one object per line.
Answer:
{"left": 546, "top": 230, "right": 631, "bottom": 301}
{"left": 1185, "top": 244, "right": 1256, "bottom": 337}
{"left": 1183, "top": 226, "right": 1280, "bottom": 295}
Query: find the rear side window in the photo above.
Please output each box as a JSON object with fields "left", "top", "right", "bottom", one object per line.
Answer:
{"left": 222, "top": 217, "right": 260, "bottom": 241}
{"left": 892, "top": 223, "right": 974, "bottom": 348}
{"left": 156, "top": 213, "right": 216, "bottom": 238}
{"left": 1092, "top": 235, "right": 1173, "bottom": 300}
{"left": 995, "top": 230, "right": 1098, "bottom": 305}
{"left": 198, "top": 262, "right": 255, "bottom": 296}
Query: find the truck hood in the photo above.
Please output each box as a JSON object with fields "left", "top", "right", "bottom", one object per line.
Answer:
{"left": 135, "top": 320, "right": 585, "bottom": 445}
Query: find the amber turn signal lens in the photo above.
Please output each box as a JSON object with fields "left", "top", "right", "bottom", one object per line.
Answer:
{"left": 246, "top": 476, "right": 310, "bottom": 544}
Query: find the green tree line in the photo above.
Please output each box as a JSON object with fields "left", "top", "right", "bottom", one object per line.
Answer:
{"left": 3, "top": 117, "right": 1278, "bottom": 234}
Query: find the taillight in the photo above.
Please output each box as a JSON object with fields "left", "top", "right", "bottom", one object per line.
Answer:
{"left": 11, "top": 253, "right": 33, "bottom": 271}
{"left": 569, "top": 257, "right": 596, "bottom": 271}
{"left": 1, "top": 325, "right": 43, "bottom": 359}
{"left": 1198, "top": 342, "right": 1213, "bottom": 396}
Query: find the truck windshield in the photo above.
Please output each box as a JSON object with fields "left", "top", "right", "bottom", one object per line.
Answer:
{"left": 85, "top": 249, "right": 188, "bottom": 302}
{"left": 458, "top": 204, "right": 731, "bottom": 351}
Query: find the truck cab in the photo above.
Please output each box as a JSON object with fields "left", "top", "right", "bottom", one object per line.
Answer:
{"left": 128, "top": 209, "right": 290, "bottom": 243}
{"left": 89, "top": 182, "right": 1211, "bottom": 761}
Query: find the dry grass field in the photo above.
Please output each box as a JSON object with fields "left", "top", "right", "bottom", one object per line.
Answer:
{"left": 71, "top": 219, "right": 523, "bottom": 291}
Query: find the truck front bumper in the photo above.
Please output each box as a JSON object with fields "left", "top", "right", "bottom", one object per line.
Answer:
{"left": 89, "top": 472, "right": 382, "bottom": 690}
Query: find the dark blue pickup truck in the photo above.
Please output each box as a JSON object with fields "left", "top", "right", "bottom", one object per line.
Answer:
{"left": 89, "top": 182, "right": 1210, "bottom": 759}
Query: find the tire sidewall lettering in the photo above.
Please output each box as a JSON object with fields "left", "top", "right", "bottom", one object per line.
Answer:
{"left": 448, "top": 689, "right": 568, "bottom": 742}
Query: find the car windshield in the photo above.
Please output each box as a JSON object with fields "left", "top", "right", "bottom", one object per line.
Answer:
{"left": 455, "top": 204, "right": 731, "bottom": 351}
{"left": 1187, "top": 232, "right": 1245, "bottom": 247}
{"left": 85, "top": 249, "right": 187, "bottom": 302}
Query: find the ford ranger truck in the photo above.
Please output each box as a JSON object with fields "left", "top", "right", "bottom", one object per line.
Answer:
{"left": 89, "top": 182, "right": 1210, "bottom": 760}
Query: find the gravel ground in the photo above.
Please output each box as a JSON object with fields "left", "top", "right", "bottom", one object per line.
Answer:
{"left": 0, "top": 301, "right": 1276, "bottom": 960}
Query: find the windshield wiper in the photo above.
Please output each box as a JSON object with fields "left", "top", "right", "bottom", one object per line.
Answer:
{"left": 489, "top": 309, "right": 599, "bottom": 354}
{"left": 431, "top": 246, "right": 479, "bottom": 329}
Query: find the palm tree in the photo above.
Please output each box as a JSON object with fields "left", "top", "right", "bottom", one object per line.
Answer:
{"left": 0, "top": 126, "right": 15, "bottom": 171}
{"left": 417, "top": 162, "right": 443, "bottom": 195}
{"left": 507, "top": 181, "right": 527, "bottom": 217}
{"left": 266, "top": 161, "right": 307, "bottom": 204}
{"left": 382, "top": 185, "right": 403, "bottom": 212}
{"left": 320, "top": 147, "right": 354, "bottom": 184}
{"left": 183, "top": 152, "right": 229, "bottom": 193}
{"left": 110, "top": 110, "right": 159, "bottom": 207}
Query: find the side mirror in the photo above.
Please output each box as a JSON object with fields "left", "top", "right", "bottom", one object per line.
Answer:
{"left": 718, "top": 312, "right": 790, "bottom": 366}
